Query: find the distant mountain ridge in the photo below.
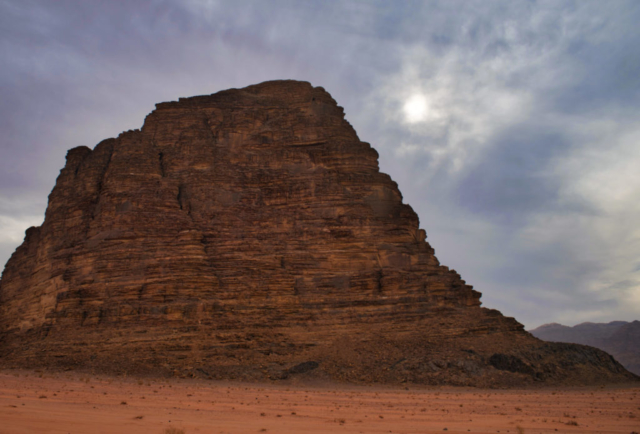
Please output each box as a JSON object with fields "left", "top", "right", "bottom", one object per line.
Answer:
{"left": 530, "top": 321, "right": 640, "bottom": 375}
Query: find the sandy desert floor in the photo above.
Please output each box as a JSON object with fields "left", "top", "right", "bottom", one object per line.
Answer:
{"left": 0, "top": 370, "right": 638, "bottom": 434}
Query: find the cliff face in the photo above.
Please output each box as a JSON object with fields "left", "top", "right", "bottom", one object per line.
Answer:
{"left": 0, "top": 80, "right": 635, "bottom": 386}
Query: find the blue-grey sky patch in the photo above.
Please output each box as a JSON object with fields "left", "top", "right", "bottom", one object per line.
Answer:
{"left": 1, "top": 0, "right": 638, "bottom": 329}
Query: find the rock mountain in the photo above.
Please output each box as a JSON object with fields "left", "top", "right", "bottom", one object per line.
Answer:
{"left": 0, "top": 80, "right": 635, "bottom": 386}
{"left": 530, "top": 321, "right": 640, "bottom": 376}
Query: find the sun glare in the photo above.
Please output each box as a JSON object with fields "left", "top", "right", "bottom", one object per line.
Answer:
{"left": 403, "top": 94, "right": 428, "bottom": 123}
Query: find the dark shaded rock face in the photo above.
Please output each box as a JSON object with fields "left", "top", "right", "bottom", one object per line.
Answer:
{"left": 0, "top": 80, "right": 636, "bottom": 386}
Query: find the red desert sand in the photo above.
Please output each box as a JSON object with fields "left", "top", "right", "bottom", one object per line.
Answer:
{"left": 0, "top": 370, "right": 638, "bottom": 433}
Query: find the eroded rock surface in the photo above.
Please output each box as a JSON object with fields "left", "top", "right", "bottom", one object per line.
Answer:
{"left": 0, "top": 80, "right": 636, "bottom": 386}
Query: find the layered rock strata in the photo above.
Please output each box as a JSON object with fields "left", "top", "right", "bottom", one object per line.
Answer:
{"left": 0, "top": 80, "right": 635, "bottom": 386}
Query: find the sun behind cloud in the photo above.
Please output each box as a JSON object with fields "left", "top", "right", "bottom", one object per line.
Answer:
{"left": 403, "top": 93, "right": 428, "bottom": 123}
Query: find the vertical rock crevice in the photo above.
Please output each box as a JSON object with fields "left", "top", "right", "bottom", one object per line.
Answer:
{"left": 158, "top": 151, "right": 166, "bottom": 178}
{"left": 90, "top": 140, "right": 115, "bottom": 221}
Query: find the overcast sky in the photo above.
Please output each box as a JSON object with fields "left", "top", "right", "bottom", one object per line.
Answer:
{"left": 1, "top": 0, "right": 639, "bottom": 329}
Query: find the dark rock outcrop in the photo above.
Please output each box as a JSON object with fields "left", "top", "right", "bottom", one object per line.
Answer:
{"left": 0, "top": 80, "right": 636, "bottom": 386}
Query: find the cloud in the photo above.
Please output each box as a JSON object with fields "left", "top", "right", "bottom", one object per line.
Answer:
{"left": 357, "top": 0, "right": 640, "bottom": 326}
{"left": 1, "top": 0, "right": 639, "bottom": 328}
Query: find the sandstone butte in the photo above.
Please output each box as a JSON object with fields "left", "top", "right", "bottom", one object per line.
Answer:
{"left": 0, "top": 80, "right": 636, "bottom": 387}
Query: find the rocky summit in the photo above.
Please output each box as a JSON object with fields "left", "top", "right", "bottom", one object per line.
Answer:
{"left": 0, "top": 80, "right": 635, "bottom": 386}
